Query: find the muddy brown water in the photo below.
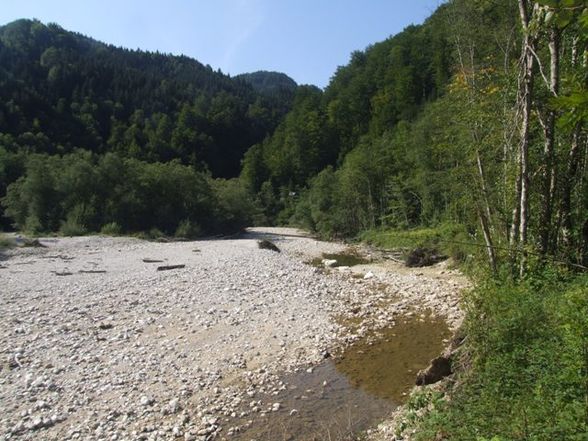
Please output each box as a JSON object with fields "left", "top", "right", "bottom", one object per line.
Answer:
{"left": 227, "top": 315, "right": 450, "bottom": 441}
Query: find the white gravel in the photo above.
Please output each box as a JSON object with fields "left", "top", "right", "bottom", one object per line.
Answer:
{"left": 0, "top": 227, "right": 466, "bottom": 441}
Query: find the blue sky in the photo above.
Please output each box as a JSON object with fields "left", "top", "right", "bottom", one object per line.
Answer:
{"left": 1, "top": 1, "right": 443, "bottom": 88}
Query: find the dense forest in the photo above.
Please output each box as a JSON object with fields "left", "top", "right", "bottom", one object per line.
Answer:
{"left": 0, "top": 18, "right": 296, "bottom": 234}
{"left": 242, "top": 0, "right": 587, "bottom": 272}
{"left": 1, "top": 1, "right": 588, "bottom": 438}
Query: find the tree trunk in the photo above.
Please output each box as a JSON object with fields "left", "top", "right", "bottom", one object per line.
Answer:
{"left": 515, "top": 0, "right": 536, "bottom": 276}
{"left": 559, "top": 129, "right": 583, "bottom": 250}
{"left": 476, "top": 150, "right": 498, "bottom": 273}
{"left": 539, "top": 27, "right": 560, "bottom": 255}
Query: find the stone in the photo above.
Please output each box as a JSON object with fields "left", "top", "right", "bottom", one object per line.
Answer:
{"left": 415, "top": 355, "right": 452, "bottom": 385}
{"left": 140, "top": 395, "right": 154, "bottom": 406}
{"left": 257, "top": 240, "right": 280, "bottom": 253}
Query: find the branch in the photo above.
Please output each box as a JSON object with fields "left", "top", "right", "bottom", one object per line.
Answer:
{"left": 528, "top": 45, "right": 557, "bottom": 95}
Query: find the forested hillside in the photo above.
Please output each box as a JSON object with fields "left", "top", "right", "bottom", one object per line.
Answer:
{"left": 0, "top": 19, "right": 296, "bottom": 234}
{"left": 243, "top": 0, "right": 587, "bottom": 270}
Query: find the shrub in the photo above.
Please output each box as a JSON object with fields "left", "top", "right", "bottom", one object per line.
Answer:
{"left": 60, "top": 218, "right": 87, "bottom": 236}
{"left": 100, "top": 222, "right": 122, "bottom": 236}
{"left": 0, "top": 234, "right": 15, "bottom": 249}
{"left": 174, "top": 220, "right": 202, "bottom": 239}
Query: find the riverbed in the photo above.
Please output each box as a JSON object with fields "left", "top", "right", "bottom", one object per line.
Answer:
{"left": 0, "top": 227, "right": 466, "bottom": 440}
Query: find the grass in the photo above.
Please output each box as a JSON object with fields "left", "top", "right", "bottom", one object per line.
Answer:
{"left": 408, "top": 269, "right": 588, "bottom": 441}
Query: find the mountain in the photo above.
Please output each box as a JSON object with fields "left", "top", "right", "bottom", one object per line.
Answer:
{"left": 0, "top": 19, "right": 293, "bottom": 178}
{"left": 236, "top": 71, "right": 297, "bottom": 95}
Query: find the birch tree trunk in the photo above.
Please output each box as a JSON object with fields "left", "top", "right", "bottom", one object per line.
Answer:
{"left": 514, "top": 0, "right": 536, "bottom": 275}
{"left": 539, "top": 27, "right": 560, "bottom": 255}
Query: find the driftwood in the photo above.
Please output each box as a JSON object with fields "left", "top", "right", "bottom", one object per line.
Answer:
{"left": 52, "top": 271, "right": 73, "bottom": 276}
{"left": 79, "top": 270, "right": 107, "bottom": 274}
{"left": 143, "top": 258, "right": 165, "bottom": 263}
{"left": 41, "top": 255, "right": 74, "bottom": 260}
{"left": 405, "top": 247, "right": 447, "bottom": 267}
{"left": 157, "top": 264, "right": 185, "bottom": 271}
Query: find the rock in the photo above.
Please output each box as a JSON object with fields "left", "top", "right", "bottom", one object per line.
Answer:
{"left": 258, "top": 240, "right": 280, "bottom": 253}
{"left": 139, "top": 395, "right": 154, "bottom": 406}
{"left": 271, "top": 402, "right": 281, "bottom": 412}
{"left": 363, "top": 271, "right": 374, "bottom": 279}
{"left": 168, "top": 398, "right": 181, "bottom": 414}
{"left": 415, "top": 355, "right": 452, "bottom": 385}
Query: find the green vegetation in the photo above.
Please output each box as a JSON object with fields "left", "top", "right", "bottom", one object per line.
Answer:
{"left": 361, "top": 224, "right": 474, "bottom": 264}
{"left": 0, "top": 18, "right": 296, "bottom": 233}
{"left": 0, "top": 233, "right": 14, "bottom": 249}
{"left": 1, "top": 151, "right": 259, "bottom": 236}
{"left": 410, "top": 270, "right": 588, "bottom": 441}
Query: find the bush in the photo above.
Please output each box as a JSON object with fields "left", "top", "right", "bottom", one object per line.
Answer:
{"left": 361, "top": 223, "right": 475, "bottom": 265}
{"left": 60, "top": 218, "right": 87, "bottom": 236}
{"left": 0, "top": 234, "right": 15, "bottom": 249}
{"left": 174, "top": 220, "right": 202, "bottom": 239}
{"left": 100, "top": 222, "right": 122, "bottom": 236}
{"left": 211, "top": 178, "right": 258, "bottom": 233}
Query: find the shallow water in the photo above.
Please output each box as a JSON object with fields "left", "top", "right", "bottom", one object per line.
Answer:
{"left": 228, "top": 315, "right": 450, "bottom": 441}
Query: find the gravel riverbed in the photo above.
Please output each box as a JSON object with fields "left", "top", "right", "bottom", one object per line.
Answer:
{"left": 0, "top": 227, "right": 467, "bottom": 441}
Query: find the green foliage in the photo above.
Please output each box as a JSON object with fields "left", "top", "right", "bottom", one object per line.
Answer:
{"left": 60, "top": 216, "right": 88, "bottom": 237}
{"left": 415, "top": 271, "right": 588, "bottom": 440}
{"left": 0, "top": 152, "right": 255, "bottom": 236}
{"left": 210, "top": 178, "right": 259, "bottom": 234}
{"left": 361, "top": 223, "right": 475, "bottom": 263}
{"left": 0, "top": 233, "right": 15, "bottom": 249}
{"left": 174, "top": 219, "right": 202, "bottom": 239}
{"left": 100, "top": 221, "right": 122, "bottom": 236}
